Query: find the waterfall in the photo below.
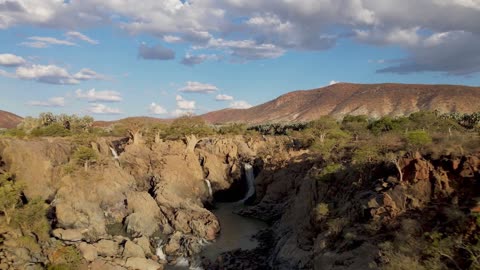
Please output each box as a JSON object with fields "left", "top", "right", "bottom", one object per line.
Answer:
{"left": 156, "top": 240, "right": 166, "bottom": 261}
{"left": 109, "top": 147, "right": 119, "bottom": 160}
{"left": 204, "top": 179, "right": 213, "bottom": 197}
{"left": 242, "top": 163, "right": 255, "bottom": 202}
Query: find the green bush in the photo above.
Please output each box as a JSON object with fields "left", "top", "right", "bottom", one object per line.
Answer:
{"left": 405, "top": 130, "right": 432, "bottom": 151}
{"left": 31, "top": 123, "right": 71, "bottom": 137}
{"left": 12, "top": 198, "right": 50, "bottom": 242}
{"left": 73, "top": 146, "right": 97, "bottom": 166}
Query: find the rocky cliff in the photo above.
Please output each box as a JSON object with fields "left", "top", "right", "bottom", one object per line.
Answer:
{"left": 1, "top": 135, "right": 479, "bottom": 270}
{"left": 0, "top": 135, "right": 265, "bottom": 269}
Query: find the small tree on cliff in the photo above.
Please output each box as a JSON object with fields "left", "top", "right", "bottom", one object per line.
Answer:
{"left": 73, "top": 146, "right": 97, "bottom": 171}
{"left": 164, "top": 116, "right": 214, "bottom": 153}
{"left": 385, "top": 151, "right": 406, "bottom": 182}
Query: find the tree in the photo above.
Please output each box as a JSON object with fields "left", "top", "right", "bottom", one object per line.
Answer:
{"left": 385, "top": 152, "right": 405, "bottom": 182}
{"left": 342, "top": 115, "right": 370, "bottom": 141}
{"left": 308, "top": 116, "right": 341, "bottom": 144}
{"left": 405, "top": 130, "right": 432, "bottom": 152}
{"left": 39, "top": 112, "right": 56, "bottom": 126}
{"left": 73, "top": 146, "right": 97, "bottom": 171}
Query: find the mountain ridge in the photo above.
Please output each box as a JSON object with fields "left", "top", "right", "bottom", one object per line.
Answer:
{"left": 0, "top": 110, "right": 23, "bottom": 129}
{"left": 202, "top": 83, "right": 480, "bottom": 124}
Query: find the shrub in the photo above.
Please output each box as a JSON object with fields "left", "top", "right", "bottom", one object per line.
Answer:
{"left": 0, "top": 173, "right": 23, "bottom": 225}
{"left": 47, "top": 245, "right": 83, "bottom": 270}
{"left": 73, "top": 146, "right": 97, "bottom": 169}
{"left": 31, "top": 123, "right": 71, "bottom": 137}
{"left": 405, "top": 130, "right": 432, "bottom": 151}
{"left": 12, "top": 198, "right": 50, "bottom": 242}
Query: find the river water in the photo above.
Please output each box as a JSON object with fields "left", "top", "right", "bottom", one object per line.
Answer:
{"left": 166, "top": 163, "right": 266, "bottom": 269}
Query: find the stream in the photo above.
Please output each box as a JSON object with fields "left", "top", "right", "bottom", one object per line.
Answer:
{"left": 166, "top": 163, "right": 267, "bottom": 269}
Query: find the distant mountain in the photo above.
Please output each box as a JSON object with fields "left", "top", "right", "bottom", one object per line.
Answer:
{"left": 202, "top": 83, "right": 480, "bottom": 124}
{"left": 0, "top": 110, "right": 22, "bottom": 129}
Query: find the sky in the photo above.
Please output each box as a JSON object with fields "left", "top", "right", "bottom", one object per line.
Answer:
{"left": 1, "top": 0, "right": 480, "bottom": 120}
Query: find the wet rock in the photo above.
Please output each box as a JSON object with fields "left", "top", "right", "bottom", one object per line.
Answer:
{"left": 123, "top": 240, "right": 145, "bottom": 258}
{"left": 125, "top": 258, "right": 164, "bottom": 270}
{"left": 165, "top": 232, "right": 182, "bottom": 255}
{"left": 78, "top": 242, "right": 98, "bottom": 262}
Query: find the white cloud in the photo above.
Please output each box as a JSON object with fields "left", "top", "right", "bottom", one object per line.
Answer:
{"left": 75, "top": 89, "right": 122, "bottom": 102}
{"left": 149, "top": 102, "right": 167, "bottom": 115}
{"left": 15, "top": 64, "right": 79, "bottom": 84}
{"left": 20, "top": 36, "right": 76, "bottom": 48}
{"left": 65, "top": 31, "right": 98, "bottom": 45}
{"left": 181, "top": 53, "right": 219, "bottom": 66}
{"left": 0, "top": 54, "right": 26, "bottom": 67}
{"left": 179, "top": 81, "right": 219, "bottom": 94}
{"left": 73, "top": 68, "right": 105, "bottom": 80}
{"left": 3, "top": 64, "right": 103, "bottom": 85}
{"left": 215, "top": 94, "right": 234, "bottom": 101}
{"left": 230, "top": 100, "right": 252, "bottom": 109}
{"left": 27, "top": 97, "right": 65, "bottom": 107}
{"left": 2, "top": 0, "right": 480, "bottom": 74}
{"left": 87, "top": 103, "right": 121, "bottom": 114}
{"left": 176, "top": 95, "right": 196, "bottom": 110}
{"left": 163, "top": 35, "right": 182, "bottom": 43}
{"left": 198, "top": 38, "right": 286, "bottom": 60}
{"left": 329, "top": 80, "right": 339, "bottom": 85}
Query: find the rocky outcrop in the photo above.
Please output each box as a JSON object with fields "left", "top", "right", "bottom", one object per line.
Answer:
{"left": 0, "top": 135, "right": 262, "bottom": 268}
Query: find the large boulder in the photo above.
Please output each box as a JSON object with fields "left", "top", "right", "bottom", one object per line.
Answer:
{"left": 94, "top": 240, "right": 120, "bottom": 257}
{"left": 125, "top": 258, "right": 164, "bottom": 270}
{"left": 134, "top": 236, "right": 153, "bottom": 257}
{"left": 122, "top": 241, "right": 145, "bottom": 259}
{"left": 52, "top": 228, "right": 87, "bottom": 242}
{"left": 78, "top": 242, "right": 98, "bottom": 262}
{"left": 125, "top": 192, "right": 168, "bottom": 237}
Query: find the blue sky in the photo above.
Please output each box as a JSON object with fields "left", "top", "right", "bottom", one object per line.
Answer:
{"left": 1, "top": 1, "right": 480, "bottom": 120}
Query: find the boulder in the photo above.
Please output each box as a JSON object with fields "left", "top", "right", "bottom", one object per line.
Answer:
{"left": 123, "top": 241, "right": 145, "bottom": 259}
{"left": 165, "top": 232, "right": 182, "bottom": 255}
{"left": 125, "top": 258, "right": 164, "bottom": 270}
{"left": 90, "top": 259, "right": 127, "bottom": 270}
{"left": 94, "top": 240, "right": 119, "bottom": 257}
{"left": 134, "top": 236, "right": 153, "bottom": 257}
{"left": 78, "top": 242, "right": 97, "bottom": 262}
{"left": 52, "top": 228, "right": 86, "bottom": 242}
{"left": 125, "top": 192, "right": 165, "bottom": 237}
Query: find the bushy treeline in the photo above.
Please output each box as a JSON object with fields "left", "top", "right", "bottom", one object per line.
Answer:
{"left": 1, "top": 112, "right": 98, "bottom": 138}
{"left": 290, "top": 111, "right": 479, "bottom": 163}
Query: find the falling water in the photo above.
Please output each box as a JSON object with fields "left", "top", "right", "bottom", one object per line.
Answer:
{"left": 109, "top": 147, "right": 120, "bottom": 160}
{"left": 242, "top": 163, "right": 255, "bottom": 202}
{"left": 204, "top": 179, "right": 213, "bottom": 197}
{"left": 156, "top": 240, "right": 167, "bottom": 261}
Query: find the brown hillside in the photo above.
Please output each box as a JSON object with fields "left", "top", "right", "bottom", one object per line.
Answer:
{"left": 202, "top": 83, "right": 480, "bottom": 124}
{"left": 0, "top": 110, "right": 22, "bottom": 129}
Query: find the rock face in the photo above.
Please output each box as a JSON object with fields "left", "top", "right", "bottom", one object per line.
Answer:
{"left": 201, "top": 83, "right": 480, "bottom": 123}
{"left": 0, "top": 135, "right": 259, "bottom": 268}
{"left": 235, "top": 150, "right": 480, "bottom": 270}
